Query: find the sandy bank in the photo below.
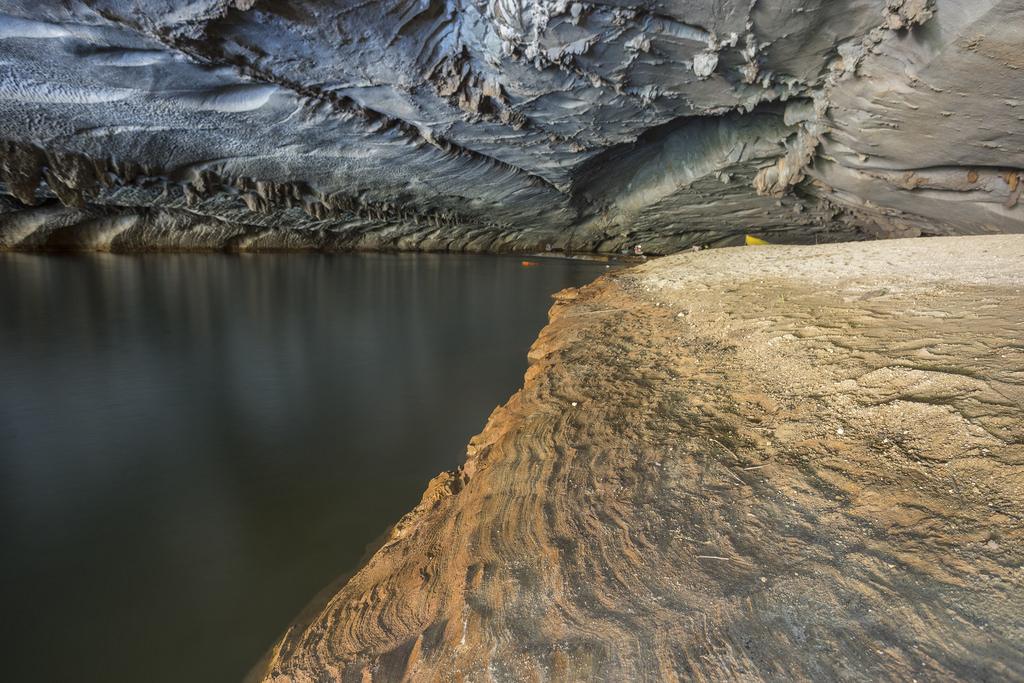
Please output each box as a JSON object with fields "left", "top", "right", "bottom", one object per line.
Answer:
{"left": 259, "top": 235, "right": 1024, "bottom": 682}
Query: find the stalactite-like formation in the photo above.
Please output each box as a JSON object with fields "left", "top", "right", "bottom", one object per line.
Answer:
{"left": 0, "top": 1, "right": 1021, "bottom": 253}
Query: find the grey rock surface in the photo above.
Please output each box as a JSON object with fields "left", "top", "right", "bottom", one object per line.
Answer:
{"left": 0, "top": 0, "right": 1021, "bottom": 253}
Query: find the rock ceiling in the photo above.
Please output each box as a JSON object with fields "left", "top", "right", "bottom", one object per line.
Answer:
{"left": 0, "top": 0, "right": 1022, "bottom": 252}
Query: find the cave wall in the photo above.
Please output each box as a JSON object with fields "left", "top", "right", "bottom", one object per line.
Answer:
{"left": 0, "top": 0, "right": 1021, "bottom": 253}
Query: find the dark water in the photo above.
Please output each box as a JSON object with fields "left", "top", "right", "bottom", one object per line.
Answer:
{"left": 0, "top": 252, "right": 604, "bottom": 683}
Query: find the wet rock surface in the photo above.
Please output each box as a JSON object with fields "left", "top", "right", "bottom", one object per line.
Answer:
{"left": 256, "top": 235, "right": 1024, "bottom": 681}
{"left": 1, "top": 1, "right": 1023, "bottom": 252}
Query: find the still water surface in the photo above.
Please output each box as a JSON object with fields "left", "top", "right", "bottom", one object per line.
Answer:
{"left": 0, "top": 252, "right": 604, "bottom": 683}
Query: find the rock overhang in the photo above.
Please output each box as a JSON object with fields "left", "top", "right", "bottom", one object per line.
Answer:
{"left": 0, "top": 0, "right": 1021, "bottom": 253}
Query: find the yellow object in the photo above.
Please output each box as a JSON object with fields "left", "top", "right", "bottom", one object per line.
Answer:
{"left": 745, "top": 234, "right": 770, "bottom": 246}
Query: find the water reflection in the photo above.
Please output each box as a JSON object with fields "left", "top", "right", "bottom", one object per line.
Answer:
{"left": 0, "top": 252, "right": 604, "bottom": 683}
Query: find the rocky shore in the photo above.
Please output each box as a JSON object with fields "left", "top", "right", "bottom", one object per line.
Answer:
{"left": 257, "top": 235, "right": 1024, "bottom": 682}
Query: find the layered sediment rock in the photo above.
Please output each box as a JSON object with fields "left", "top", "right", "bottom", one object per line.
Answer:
{"left": 1, "top": 1, "right": 1023, "bottom": 252}
{"left": 257, "top": 235, "right": 1024, "bottom": 681}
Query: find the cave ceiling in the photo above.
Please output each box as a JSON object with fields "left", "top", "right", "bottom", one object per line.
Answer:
{"left": 0, "top": 0, "right": 1022, "bottom": 252}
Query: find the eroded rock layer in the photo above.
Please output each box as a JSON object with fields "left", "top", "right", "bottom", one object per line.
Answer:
{"left": 1, "top": 1, "right": 1023, "bottom": 252}
{"left": 258, "top": 235, "right": 1024, "bottom": 681}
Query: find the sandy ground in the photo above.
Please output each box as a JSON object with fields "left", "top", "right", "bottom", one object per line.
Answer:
{"left": 258, "top": 235, "right": 1024, "bottom": 682}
